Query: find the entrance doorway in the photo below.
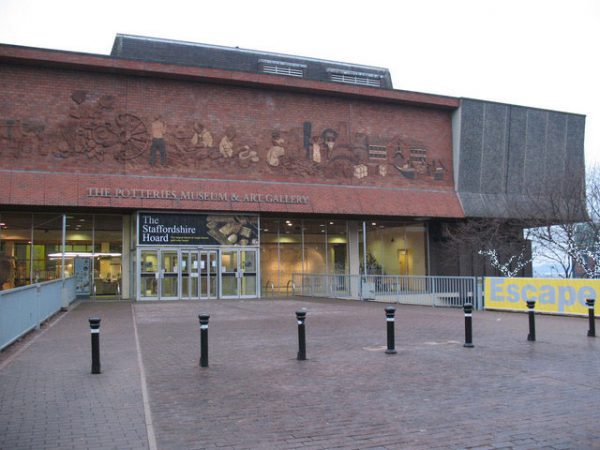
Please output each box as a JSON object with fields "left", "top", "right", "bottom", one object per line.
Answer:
{"left": 220, "top": 248, "right": 258, "bottom": 298}
{"left": 138, "top": 247, "right": 258, "bottom": 300}
{"left": 181, "top": 250, "right": 218, "bottom": 299}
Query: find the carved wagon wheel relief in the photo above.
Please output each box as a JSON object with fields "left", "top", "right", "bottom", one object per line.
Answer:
{"left": 112, "top": 114, "right": 149, "bottom": 161}
{"left": 93, "top": 113, "right": 149, "bottom": 162}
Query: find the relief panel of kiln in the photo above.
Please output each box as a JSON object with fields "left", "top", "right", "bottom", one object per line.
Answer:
{"left": 0, "top": 90, "right": 449, "bottom": 184}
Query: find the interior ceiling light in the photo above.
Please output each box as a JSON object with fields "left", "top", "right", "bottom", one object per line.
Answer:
{"left": 47, "top": 252, "right": 122, "bottom": 259}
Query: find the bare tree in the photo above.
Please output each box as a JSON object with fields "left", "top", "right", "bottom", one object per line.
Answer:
{"left": 437, "top": 165, "right": 592, "bottom": 278}
{"left": 442, "top": 219, "right": 533, "bottom": 277}
{"left": 528, "top": 164, "right": 599, "bottom": 278}
{"left": 572, "top": 165, "right": 600, "bottom": 277}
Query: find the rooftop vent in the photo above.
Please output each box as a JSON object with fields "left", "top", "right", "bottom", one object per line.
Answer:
{"left": 327, "top": 68, "right": 383, "bottom": 87}
{"left": 259, "top": 59, "right": 306, "bottom": 78}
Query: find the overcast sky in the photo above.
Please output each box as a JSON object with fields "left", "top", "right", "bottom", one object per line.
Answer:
{"left": 1, "top": 0, "right": 598, "bottom": 165}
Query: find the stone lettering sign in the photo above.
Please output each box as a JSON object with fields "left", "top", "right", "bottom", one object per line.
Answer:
{"left": 88, "top": 187, "right": 309, "bottom": 205}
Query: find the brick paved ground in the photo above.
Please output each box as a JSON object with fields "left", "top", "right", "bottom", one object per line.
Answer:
{"left": 1, "top": 298, "right": 599, "bottom": 450}
{"left": 0, "top": 301, "right": 148, "bottom": 450}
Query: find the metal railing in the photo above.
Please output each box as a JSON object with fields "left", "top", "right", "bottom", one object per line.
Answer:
{"left": 0, "top": 277, "right": 76, "bottom": 351}
{"left": 292, "top": 273, "right": 482, "bottom": 309}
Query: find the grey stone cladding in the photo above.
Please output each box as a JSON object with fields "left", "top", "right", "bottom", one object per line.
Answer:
{"left": 453, "top": 98, "right": 586, "bottom": 219}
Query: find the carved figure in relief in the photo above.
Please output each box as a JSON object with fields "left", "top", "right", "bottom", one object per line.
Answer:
{"left": 219, "top": 127, "right": 235, "bottom": 158}
{"left": 321, "top": 128, "right": 338, "bottom": 160}
{"left": 149, "top": 116, "right": 168, "bottom": 166}
{"left": 266, "top": 131, "right": 286, "bottom": 167}
{"left": 311, "top": 136, "right": 322, "bottom": 163}
{"left": 171, "top": 124, "right": 191, "bottom": 156}
{"left": 191, "top": 122, "right": 213, "bottom": 148}
{"left": 238, "top": 145, "right": 260, "bottom": 168}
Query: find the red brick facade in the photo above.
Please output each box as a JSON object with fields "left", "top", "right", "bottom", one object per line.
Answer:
{"left": 0, "top": 45, "right": 463, "bottom": 218}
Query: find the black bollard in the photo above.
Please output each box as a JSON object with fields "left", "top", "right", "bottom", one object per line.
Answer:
{"left": 526, "top": 300, "right": 536, "bottom": 342}
{"left": 463, "top": 302, "right": 474, "bottom": 348}
{"left": 296, "top": 310, "right": 307, "bottom": 360}
{"left": 385, "top": 306, "right": 397, "bottom": 355}
{"left": 88, "top": 317, "right": 101, "bottom": 374}
{"left": 198, "top": 314, "right": 210, "bottom": 368}
{"left": 586, "top": 299, "right": 596, "bottom": 337}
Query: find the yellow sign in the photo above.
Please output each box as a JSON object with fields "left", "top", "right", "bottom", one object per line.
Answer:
{"left": 485, "top": 277, "right": 599, "bottom": 316}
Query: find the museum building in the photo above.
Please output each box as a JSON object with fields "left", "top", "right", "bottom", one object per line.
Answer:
{"left": 0, "top": 34, "right": 587, "bottom": 300}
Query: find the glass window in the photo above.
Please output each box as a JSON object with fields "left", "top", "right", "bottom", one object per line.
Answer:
{"left": 0, "top": 212, "right": 123, "bottom": 295}
{"left": 327, "top": 221, "right": 348, "bottom": 274}
{"left": 259, "top": 217, "right": 351, "bottom": 295}
{"left": 365, "top": 221, "right": 427, "bottom": 276}
{"left": 258, "top": 217, "right": 305, "bottom": 295}
{"left": 33, "top": 214, "right": 64, "bottom": 282}
{"left": 303, "top": 220, "right": 326, "bottom": 274}
{"left": 1, "top": 212, "right": 34, "bottom": 288}
{"left": 93, "top": 215, "right": 123, "bottom": 296}
{"left": 279, "top": 219, "right": 302, "bottom": 294}
{"left": 260, "top": 219, "right": 280, "bottom": 295}
{"left": 0, "top": 213, "right": 64, "bottom": 286}
{"left": 65, "top": 214, "right": 94, "bottom": 280}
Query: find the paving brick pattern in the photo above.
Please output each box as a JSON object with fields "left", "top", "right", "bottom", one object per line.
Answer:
{"left": 0, "top": 302, "right": 148, "bottom": 450}
{"left": 1, "top": 298, "right": 600, "bottom": 449}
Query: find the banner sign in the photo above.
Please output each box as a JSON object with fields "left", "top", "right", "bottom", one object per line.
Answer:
{"left": 485, "top": 277, "right": 599, "bottom": 316}
{"left": 74, "top": 257, "right": 91, "bottom": 296}
{"left": 138, "top": 213, "right": 258, "bottom": 246}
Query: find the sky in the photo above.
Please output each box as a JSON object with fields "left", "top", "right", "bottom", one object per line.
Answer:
{"left": 0, "top": 0, "right": 599, "bottom": 165}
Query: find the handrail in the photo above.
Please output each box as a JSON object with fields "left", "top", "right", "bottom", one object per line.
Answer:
{"left": 264, "top": 280, "right": 275, "bottom": 296}
{"left": 291, "top": 273, "right": 480, "bottom": 308}
{"left": 0, "top": 277, "right": 72, "bottom": 296}
{"left": 286, "top": 279, "right": 295, "bottom": 296}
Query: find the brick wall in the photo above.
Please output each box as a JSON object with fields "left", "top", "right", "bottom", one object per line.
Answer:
{"left": 0, "top": 62, "right": 461, "bottom": 217}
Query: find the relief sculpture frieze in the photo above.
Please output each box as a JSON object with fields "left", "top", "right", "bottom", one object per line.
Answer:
{"left": 0, "top": 89, "right": 450, "bottom": 186}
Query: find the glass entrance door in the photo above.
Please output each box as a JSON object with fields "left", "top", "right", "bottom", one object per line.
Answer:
{"left": 160, "top": 250, "right": 179, "bottom": 300}
{"left": 200, "top": 251, "right": 218, "bottom": 299}
{"left": 181, "top": 251, "right": 199, "bottom": 300}
{"left": 140, "top": 249, "right": 159, "bottom": 299}
{"left": 139, "top": 247, "right": 257, "bottom": 300}
{"left": 220, "top": 249, "right": 239, "bottom": 297}
{"left": 220, "top": 249, "right": 258, "bottom": 298}
{"left": 240, "top": 249, "right": 258, "bottom": 297}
